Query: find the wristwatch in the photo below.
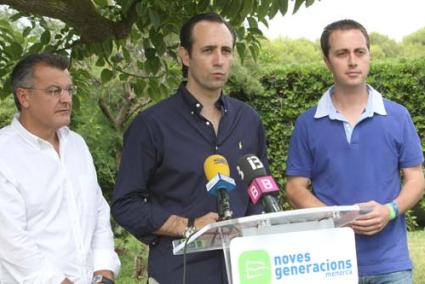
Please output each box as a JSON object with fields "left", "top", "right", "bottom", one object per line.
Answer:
{"left": 92, "top": 275, "right": 114, "bottom": 284}
{"left": 183, "top": 217, "right": 196, "bottom": 238}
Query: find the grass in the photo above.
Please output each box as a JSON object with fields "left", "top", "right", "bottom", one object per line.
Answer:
{"left": 409, "top": 230, "right": 425, "bottom": 283}
{"left": 115, "top": 230, "right": 425, "bottom": 283}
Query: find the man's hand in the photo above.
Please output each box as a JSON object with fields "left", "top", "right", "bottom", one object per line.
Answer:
{"left": 155, "top": 212, "right": 219, "bottom": 237}
{"left": 349, "top": 201, "right": 391, "bottom": 235}
{"left": 193, "top": 212, "right": 219, "bottom": 230}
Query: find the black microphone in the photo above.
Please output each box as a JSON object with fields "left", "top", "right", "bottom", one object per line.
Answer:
{"left": 237, "top": 154, "right": 281, "bottom": 213}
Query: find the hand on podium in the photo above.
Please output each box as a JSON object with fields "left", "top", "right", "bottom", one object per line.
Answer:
{"left": 349, "top": 201, "right": 391, "bottom": 235}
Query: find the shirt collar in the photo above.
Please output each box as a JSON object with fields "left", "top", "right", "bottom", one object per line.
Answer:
{"left": 11, "top": 113, "right": 70, "bottom": 149}
{"left": 314, "top": 84, "right": 387, "bottom": 119}
{"left": 178, "top": 82, "right": 227, "bottom": 115}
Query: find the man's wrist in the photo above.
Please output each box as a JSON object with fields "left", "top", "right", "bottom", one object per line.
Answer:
{"left": 183, "top": 217, "right": 196, "bottom": 238}
{"left": 386, "top": 200, "right": 400, "bottom": 220}
{"left": 92, "top": 275, "right": 114, "bottom": 284}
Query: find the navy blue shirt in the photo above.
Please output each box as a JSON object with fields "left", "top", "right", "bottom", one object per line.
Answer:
{"left": 112, "top": 83, "right": 268, "bottom": 283}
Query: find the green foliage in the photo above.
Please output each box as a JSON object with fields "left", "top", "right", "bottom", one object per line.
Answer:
{"left": 370, "top": 32, "right": 401, "bottom": 59}
{"left": 115, "top": 233, "right": 148, "bottom": 283}
{"left": 0, "top": 0, "right": 320, "bottom": 102}
{"left": 408, "top": 230, "right": 425, "bottom": 282}
{"left": 0, "top": 95, "right": 15, "bottom": 128}
{"left": 255, "top": 37, "right": 322, "bottom": 70}
{"left": 70, "top": 95, "right": 122, "bottom": 201}
{"left": 403, "top": 27, "right": 425, "bottom": 45}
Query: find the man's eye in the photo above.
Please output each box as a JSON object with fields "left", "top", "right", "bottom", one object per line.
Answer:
{"left": 48, "top": 87, "right": 62, "bottom": 96}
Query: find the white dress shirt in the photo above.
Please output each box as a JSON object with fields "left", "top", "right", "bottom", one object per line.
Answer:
{"left": 0, "top": 115, "right": 120, "bottom": 284}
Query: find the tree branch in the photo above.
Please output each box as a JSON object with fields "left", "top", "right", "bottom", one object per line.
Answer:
{"left": 0, "top": 0, "right": 138, "bottom": 43}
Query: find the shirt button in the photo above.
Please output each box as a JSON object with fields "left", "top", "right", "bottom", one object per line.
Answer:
{"left": 196, "top": 103, "right": 201, "bottom": 108}
{"left": 206, "top": 121, "right": 210, "bottom": 126}
{"left": 190, "top": 111, "right": 194, "bottom": 115}
{"left": 215, "top": 146, "right": 219, "bottom": 150}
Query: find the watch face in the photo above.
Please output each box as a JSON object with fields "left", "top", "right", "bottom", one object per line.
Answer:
{"left": 92, "top": 275, "right": 103, "bottom": 283}
{"left": 92, "top": 275, "right": 114, "bottom": 284}
{"left": 184, "top": 226, "right": 196, "bottom": 238}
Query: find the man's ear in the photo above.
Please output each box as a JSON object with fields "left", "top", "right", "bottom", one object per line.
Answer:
{"left": 178, "top": 46, "right": 190, "bottom": 68}
{"left": 15, "top": 88, "right": 30, "bottom": 109}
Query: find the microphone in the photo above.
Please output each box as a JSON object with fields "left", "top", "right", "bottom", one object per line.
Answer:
{"left": 237, "top": 154, "right": 281, "bottom": 213}
{"left": 204, "top": 154, "right": 235, "bottom": 220}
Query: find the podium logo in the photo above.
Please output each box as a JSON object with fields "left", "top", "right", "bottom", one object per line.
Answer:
{"left": 239, "top": 250, "right": 272, "bottom": 284}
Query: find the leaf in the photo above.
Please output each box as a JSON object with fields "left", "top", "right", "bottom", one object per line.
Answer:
{"left": 93, "top": 0, "right": 108, "bottom": 7}
{"left": 145, "top": 48, "right": 156, "bottom": 59}
{"left": 197, "top": 0, "right": 210, "bottom": 12}
{"left": 96, "top": 57, "right": 105, "bottom": 67}
{"left": 239, "top": 0, "right": 254, "bottom": 18}
{"left": 145, "top": 56, "right": 161, "bottom": 74}
{"left": 40, "top": 30, "right": 51, "bottom": 44}
{"left": 228, "top": 0, "right": 243, "bottom": 17}
{"left": 150, "top": 30, "right": 166, "bottom": 55}
{"left": 100, "top": 68, "right": 113, "bottom": 83}
{"left": 133, "top": 79, "right": 147, "bottom": 95}
{"left": 305, "top": 0, "right": 315, "bottom": 7}
{"left": 148, "top": 8, "right": 161, "bottom": 31}
{"left": 247, "top": 17, "right": 258, "bottom": 29}
{"left": 268, "top": 0, "right": 280, "bottom": 19}
{"left": 22, "top": 26, "right": 32, "bottom": 37}
{"left": 72, "top": 94, "right": 81, "bottom": 112}
{"left": 293, "top": 0, "right": 306, "bottom": 14}
{"left": 279, "top": 0, "right": 289, "bottom": 16}
{"left": 119, "top": 73, "right": 129, "bottom": 81}
{"left": 28, "top": 42, "right": 43, "bottom": 53}
{"left": 236, "top": 42, "right": 246, "bottom": 63}
{"left": 257, "top": 0, "right": 271, "bottom": 19}
{"left": 7, "top": 42, "right": 23, "bottom": 59}
{"left": 9, "top": 13, "right": 25, "bottom": 22}
{"left": 123, "top": 48, "right": 131, "bottom": 63}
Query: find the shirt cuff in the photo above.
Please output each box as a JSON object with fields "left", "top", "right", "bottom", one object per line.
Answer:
{"left": 92, "top": 248, "right": 121, "bottom": 278}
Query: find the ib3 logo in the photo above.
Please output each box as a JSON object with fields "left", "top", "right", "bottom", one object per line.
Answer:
{"left": 238, "top": 250, "right": 272, "bottom": 284}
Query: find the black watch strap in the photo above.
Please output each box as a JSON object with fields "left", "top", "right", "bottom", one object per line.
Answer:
{"left": 184, "top": 217, "right": 196, "bottom": 238}
{"left": 187, "top": 217, "right": 194, "bottom": 228}
{"left": 92, "top": 275, "right": 114, "bottom": 284}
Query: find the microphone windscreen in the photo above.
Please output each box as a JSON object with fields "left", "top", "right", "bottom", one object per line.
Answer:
{"left": 204, "top": 154, "right": 230, "bottom": 181}
{"left": 236, "top": 154, "right": 267, "bottom": 185}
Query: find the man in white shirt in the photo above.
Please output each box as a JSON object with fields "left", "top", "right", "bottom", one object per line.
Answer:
{"left": 0, "top": 53, "right": 120, "bottom": 283}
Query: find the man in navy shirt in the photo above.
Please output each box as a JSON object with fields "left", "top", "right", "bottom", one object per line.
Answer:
{"left": 112, "top": 13, "right": 268, "bottom": 283}
{"left": 286, "top": 19, "right": 424, "bottom": 283}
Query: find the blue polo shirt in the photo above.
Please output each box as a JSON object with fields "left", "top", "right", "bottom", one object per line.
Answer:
{"left": 286, "top": 85, "right": 424, "bottom": 276}
{"left": 112, "top": 83, "right": 268, "bottom": 283}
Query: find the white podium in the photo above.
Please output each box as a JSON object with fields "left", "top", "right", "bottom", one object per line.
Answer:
{"left": 173, "top": 206, "right": 365, "bottom": 283}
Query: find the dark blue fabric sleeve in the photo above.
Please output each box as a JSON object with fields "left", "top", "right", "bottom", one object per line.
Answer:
{"left": 111, "top": 115, "right": 170, "bottom": 244}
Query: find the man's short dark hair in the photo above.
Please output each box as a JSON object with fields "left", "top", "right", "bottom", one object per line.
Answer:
{"left": 11, "top": 53, "right": 70, "bottom": 110}
{"left": 179, "top": 12, "right": 236, "bottom": 77}
{"left": 320, "top": 19, "right": 370, "bottom": 58}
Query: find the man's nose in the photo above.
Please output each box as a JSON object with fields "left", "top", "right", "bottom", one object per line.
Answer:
{"left": 213, "top": 50, "right": 224, "bottom": 65}
{"left": 348, "top": 53, "right": 357, "bottom": 66}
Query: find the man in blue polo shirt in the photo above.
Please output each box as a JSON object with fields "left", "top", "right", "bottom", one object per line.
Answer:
{"left": 285, "top": 19, "right": 424, "bottom": 283}
{"left": 112, "top": 13, "right": 268, "bottom": 283}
